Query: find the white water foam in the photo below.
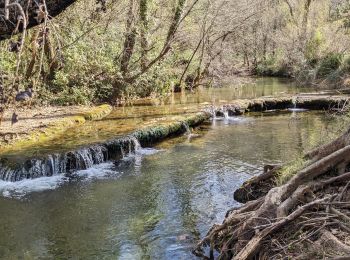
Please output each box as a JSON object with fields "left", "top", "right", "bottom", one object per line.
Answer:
{"left": 288, "top": 108, "right": 308, "bottom": 112}
{"left": 0, "top": 175, "right": 66, "bottom": 199}
{"left": 136, "top": 147, "right": 161, "bottom": 156}
{"left": 226, "top": 116, "right": 245, "bottom": 122}
{"left": 223, "top": 116, "right": 249, "bottom": 126}
{"left": 0, "top": 163, "right": 116, "bottom": 199}
{"left": 74, "top": 162, "right": 117, "bottom": 180}
{"left": 0, "top": 148, "right": 161, "bottom": 199}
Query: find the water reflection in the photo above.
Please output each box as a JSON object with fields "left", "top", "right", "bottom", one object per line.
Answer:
{"left": 0, "top": 77, "right": 311, "bottom": 159}
{"left": 0, "top": 111, "right": 334, "bottom": 259}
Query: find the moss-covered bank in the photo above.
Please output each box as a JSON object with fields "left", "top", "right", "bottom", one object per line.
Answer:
{"left": 134, "top": 112, "right": 210, "bottom": 146}
{"left": 0, "top": 104, "right": 113, "bottom": 150}
{"left": 208, "top": 94, "right": 349, "bottom": 116}
{"left": 0, "top": 112, "right": 211, "bottom": 182}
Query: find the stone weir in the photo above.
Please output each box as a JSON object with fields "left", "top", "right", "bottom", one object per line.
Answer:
{"left": 1, "top": 93, "right": 348, "bottom": 183}
{"left": 0, "top": 112, "right": 210, "bottom": 182}
{"left": 206, "top": 94, "right": 350, "bottom": 116}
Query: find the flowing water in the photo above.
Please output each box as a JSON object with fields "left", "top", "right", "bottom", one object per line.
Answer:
{"left": 0, "top": 77, "right": 308, "bottom": 159}
{"left": 0, "top": 78, "right": 334, "bottom": 259}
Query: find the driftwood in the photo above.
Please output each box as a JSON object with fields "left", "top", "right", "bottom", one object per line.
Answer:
{"left": 194, "top": 126, "right": 350, "bottom": 259}
{"left": 235, "top": 197, "right": 331, "bottom": 260}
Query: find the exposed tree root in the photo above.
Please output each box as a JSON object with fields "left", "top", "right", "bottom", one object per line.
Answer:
{"left": 318, "top": 230, "right": 350, "bottom": 254}
{"left": 194, "top": 135, "right": 350, "bottom": 259}
{"left": 233, "top": 164, "right": 281, "bottom": 203}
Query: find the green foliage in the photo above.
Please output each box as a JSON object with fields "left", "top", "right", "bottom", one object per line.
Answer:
{"left": 276, "top": 157, "right": 306, "bottom": 186}
{"left": 0, "top": 0, "right": 195, "bottom": 106}
{"left": 49, "top": 87, "right": 93, "bottom": 105}
{"left": 111, "top": 61, "right": 178, "bottom": 101}
{"left": 255, "top": 55, "right": 290, "bottom": 77}
{"left": 305, "top": 30, "right": 324, "bottom": 65}
{"left": 1, "top": 0, "right": 349, "bottom": 107}
{"left": 0, "top": 45, "right": 16, "bottom": 73}
{"left": 332, "top": 1, "right": 350, "bottom": 29}
{"left": 316, "top": 53, "right": 343, "bottom": 78}
{"left": 342, "top": 56, "right": 350, "bottom": 72}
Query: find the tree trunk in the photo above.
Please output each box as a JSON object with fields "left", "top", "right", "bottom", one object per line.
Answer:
{"left": 25, "top": 29, "right": 40, "bottom": 79}
{"left": 301, "top": 0, "right": 313, "bottom": 54}
{"left": 120, "top": 0, "right": 137, "bottom": 76}
{"left": 44, "top": 28, "right": 60, "bottom": 81}
{"left": 0, "top": 0, "right": 77, "bottom": 40}
{"left": 124, "top": 0, "right": 191, "bottom": 82}
{"left": 166, "top": 0, "right": 187, "bottom": 43}
{"left": 139, "top": 0, "right": 149, "bottom": 71}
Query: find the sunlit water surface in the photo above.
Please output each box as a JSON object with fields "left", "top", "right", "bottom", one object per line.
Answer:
{"left": 0, "top": 78, "right": 334, "bottom": 259}
{"left": 0, "top": 77, "right": 312, "bottom": 159}
{"left": 0, "top": 79, "right": 331, "bottom": 259}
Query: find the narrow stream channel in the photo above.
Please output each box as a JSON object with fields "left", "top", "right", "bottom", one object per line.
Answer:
{"left": 0, "top": 78, "right": 335, "bottom": 259}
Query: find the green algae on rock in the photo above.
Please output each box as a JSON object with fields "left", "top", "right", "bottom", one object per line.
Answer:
{"left": 207, "top": 94, "right": 350, "bottom": 116}
{"left": 0, "top": 112, "right": 211, "bottom": 182}
{"left": 80, "top": 104, "right": 113, "bottom": 120}
{"left": 134, "top": 112, "right": 210, "bottom": 146}
{"left": 0, "top": 104, "right": 112, "bottom": 151}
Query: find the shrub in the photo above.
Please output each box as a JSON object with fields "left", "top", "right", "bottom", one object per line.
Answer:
{"left": 342, "top": 56, "right": 350, "bottom": 72}
{"left": 255, "top": 55, "right": 290, "bottom": 77}
{"left": 316, "top": 53, "right": 343, "bottom": 78}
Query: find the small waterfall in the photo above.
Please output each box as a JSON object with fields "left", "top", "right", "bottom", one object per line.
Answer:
{"left": 212, "top": 108, "right": 216, "bottom": 120}
{"left": 223, "top": 111, "right": 229, "bottom": 119}
{"left": 182, "top": 121, "right": 192, "bottom": 135}
{"left": 289, "top": 97, "right": 307, "bottom": 112}
{"left": 130, "top": 136, "right": 141, "bottom": 152}
{"left": 0, "top": 135, "right": 145, "bottom": 183}
{"left": 120, "top": 144, "right": 126, "bottom": 158}
{"left": 204, "top": 107, "right": 217, "bottom": 119}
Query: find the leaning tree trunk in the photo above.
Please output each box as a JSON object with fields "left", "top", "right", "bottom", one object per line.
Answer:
{"left": 0, "top": 0, "right": 76, "bottom": 40}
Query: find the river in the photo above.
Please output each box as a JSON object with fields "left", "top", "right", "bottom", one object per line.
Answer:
{"left": 0, "top": 78, "right": 335, "bottom": 259}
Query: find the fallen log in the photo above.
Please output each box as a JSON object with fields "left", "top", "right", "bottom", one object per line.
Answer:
{"left": 281, "top": 145, "right": 350, "bottom": 201}
{"left": 306, "top": 127, "right": 350, "bottom": 162}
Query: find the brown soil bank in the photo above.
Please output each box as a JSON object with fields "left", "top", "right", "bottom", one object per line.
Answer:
{"left": 194, "top": 112, "right": 350, "bottom": 259}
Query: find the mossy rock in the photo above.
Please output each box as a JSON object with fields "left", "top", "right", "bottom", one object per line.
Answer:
{"left": 81, "top": 104, "right": 113, "bottom": 120}
{"left": 134, "top": 112, "right": 210, "bottom": 146}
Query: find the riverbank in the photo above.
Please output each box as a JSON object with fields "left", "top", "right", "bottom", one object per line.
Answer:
{"left": 0, "top": 104, "right": 112, "bottom": 147}
{"left": 1, "top": 91, "right": 348, "bottom": 154}
{"left": 0, "top": 79, "right": 347, "bottom": 258}
{"left": 195, "top": 109, "right": 350, "bottom": 259}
